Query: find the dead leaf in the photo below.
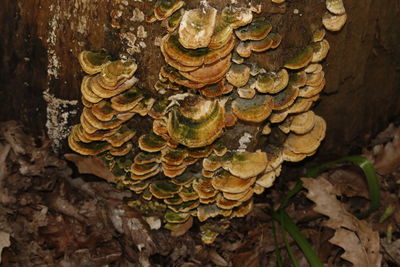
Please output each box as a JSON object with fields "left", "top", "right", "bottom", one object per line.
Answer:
{"left": 0, "top": 143, "right": 10, "bottom": 181}
{"left": 64, "top": 153, "right": 118, "bottom": 183}
{"left": 302, "top": 177, "right": 382, "bottom": 267}
{"left": 0, "top": 143, "right": 13, "bottom": 205}
{"left": 0, "top": 231, "right": 11, "bottom": 264}
{"left": 0, "top": 121, "right": 33, "bottom": 155}
{"left": 1, "top": 121, "right": 70, "bottom": 177}
{"left": 180, "top": 263, "right": 201, "bottom": 267}
{"left": 326, "top": 169, "right": 369, "bottom": 199}
{"left": 381, "top": 238, "right": 400, "bottom": 265}
{"left": 364, "top": 124, "right": 400, "bottom": 175}
{"left": 209, "top": 249, "right": 228, "bottom": 267}
{"left": 231, "top": 250, "right": 260, "bottom": 267}
{"left": 329, "top": 229, "right": 376, "bottom": 267}
{"left": 171, "top": 216, "right": 193, "bottom": 237}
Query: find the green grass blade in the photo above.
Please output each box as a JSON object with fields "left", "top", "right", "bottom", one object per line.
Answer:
{"left": 278, "top": 180, "right": 303, "bottom": 210}
{"left": 272, "top": 220, "right": 284, "bottom": 267}
{"left": 271, "top": 210, "right": 324, "bottom": 267}
{"left": 279, "top": 212, "right": 300, "bottom": 267}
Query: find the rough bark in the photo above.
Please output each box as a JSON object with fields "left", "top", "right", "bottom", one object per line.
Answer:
{"left": 0, "top": 0, "right": 399, "bottom": 157}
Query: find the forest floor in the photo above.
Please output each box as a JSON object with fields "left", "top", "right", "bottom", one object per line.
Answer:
{"left": 0, "top": 120, "right": 399, "bottom": 267}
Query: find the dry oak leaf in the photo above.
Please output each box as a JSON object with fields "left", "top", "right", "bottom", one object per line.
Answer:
{"left": 0, "top": 231, "right": 11, "bottom": 264}
{"left": 381, "top": 238, "right": 400, "bottom": 265}
{"left": 65, "top": 153, "right": 118, "bottom": 183}
{"left": 301, "top": 177, "right": 382, "bottom": 267}
{"left": 363, "top": 124, "right": 400, "bottom": 175}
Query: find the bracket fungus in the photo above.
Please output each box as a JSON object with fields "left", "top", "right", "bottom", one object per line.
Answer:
{"left": 68, "top": 0, "right": 348, "bottom": 243}
{"left": 153, "top": 0, "right": 185, "bottom": 21}
{"left": 167, "top": 95, "right": 226, "bottom": 148}
{"left": 178, "top": 6, "right": 217, "bottom": 49}
{"left": 322, "top": 0, "right": 347, "bottom": 31}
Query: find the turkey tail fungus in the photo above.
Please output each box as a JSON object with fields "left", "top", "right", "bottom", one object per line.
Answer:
{"left": 67, "top": 0, "right": 340, "bottom": 242}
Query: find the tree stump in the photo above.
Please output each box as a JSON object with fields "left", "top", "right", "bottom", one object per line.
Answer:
{"left": 1, "top": 0, "right": 399, "bottom": 158}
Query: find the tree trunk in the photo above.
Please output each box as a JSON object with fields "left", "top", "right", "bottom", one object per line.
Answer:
{"left": 1, "top": 0, "right": 400, "bottom": 158}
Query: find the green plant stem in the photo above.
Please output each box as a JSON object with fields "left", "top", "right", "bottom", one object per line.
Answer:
{"left": 279, "top": 212, "right": 300, "bottom": 267}
{"left": 379, "top": 205, "right": 395, "bottom": 223}
{"left": 386, "top": 225, "right": 393, "bottom": 243}
{"left": 271, "top": 210, "right": 324, "bottom": 267}
{"left": 272, "top": 220, "right": 284, "bottom": 267}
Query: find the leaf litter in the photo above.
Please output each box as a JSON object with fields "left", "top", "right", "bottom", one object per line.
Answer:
{"left": 0, "top": 120, "right": 399, "bottom": 266}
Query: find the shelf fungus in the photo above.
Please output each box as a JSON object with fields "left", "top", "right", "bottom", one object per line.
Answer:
{"left": 178, "top": 6, "right": 217, "bottom": 49}
{"left": 153, "top": 0, "right": 185, "bottom": 21}
{"left": 69, "top": 51, "right": 143, "bottom": 156}
{"left": 68, "top": 0, "right": 348, "bottom": 244}
{"left": 236, "top": 31, "right": 281, "bottom": 58}
{"left": 323, "top": 0, "right": 347, "bottom": 31}
{"left": 167, "top": 95, "right": 226, "bottom": 148}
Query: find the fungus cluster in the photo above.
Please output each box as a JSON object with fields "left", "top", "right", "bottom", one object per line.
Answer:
{"left": 68, "top": 51, "right": 154, "bottom": 157}
{"left": 68, "top": 0, "right": 346, "bottom": 243}
{"left": 323, "top": 0, "right": 347, "bottom": 32}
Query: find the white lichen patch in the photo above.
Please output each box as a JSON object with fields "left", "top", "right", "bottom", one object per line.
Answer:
{"left": 71, "top": 0, "right": 100, "bottom": 36}
{"left": 139, "top": 41, "right": 147, "bottom": 48}
{"left": 130, "top": 7, "right": 145, "bottom": 22}
{"left": 76, "top": 16, "right": 88, "bottom": 35}
{"left": 137, "top": 25, "right": 148, "bottom": 39}
{"left": 109, "top": 4, "right": 148, "bottom": 54}
{"left": 47, "top": 3, "right": 61, "bottom": 80}
{"left": 111, "top": 9, "right": 123, "bottom": 19}
{"left": 45, "top": 2, "right": 82, "bottom": 151}
{"left": 237, "top": 132, "right": 253, "bottom": 152}
{"left": 43, "top": 92, "right": 78, "bottom": 151}
{"left": 47, "top": 50, "right": 61, "bottom": 79}
{"left": 119, "top": 24, "right": 148, "bottom": 54}
{"left": 154, "top": 36, "right": 162, "bottom": 46}
{"left": 121, "top": 31, "right": 141, "bottom": 54}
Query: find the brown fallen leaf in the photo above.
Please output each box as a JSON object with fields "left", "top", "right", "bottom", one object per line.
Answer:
{"left": 209, "top": 249, "right": 228, "bottom": 267}
{"left": 64, "top": 153, "right": 118, "bottom": 183}
{"left": 302, "top": 177, "right": 382, "bottom": 267}
{"left": 0, "top": 121, "right": 34, "bottom": 155}
{"left": 0, "top": 231, "right": 10, "bottom": 264}
{"left": 1, "top": 121, "right": 70, "bottom": 177}
{"left": 180, "top": 263, "right": 201, "bottom": 267}
{"left": 363, "top": 124, "right": 400, "bottom": 175}
{"left": 0, "top": 143, "right": 11, "bottom": 204}
{"left": 381, "top": 238, "right": 400, "bottom": 265}
{"left": 171, "top": 216, "right": 193, "bottom": 237}
{"left": 325, "top": 169, "right": 369, "bottom": 199}
{"left": 0, "top": 143, "right": 10, "bottom": 180}
{"left": 231, "top": 250, "right": 260, "bottom": 267}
